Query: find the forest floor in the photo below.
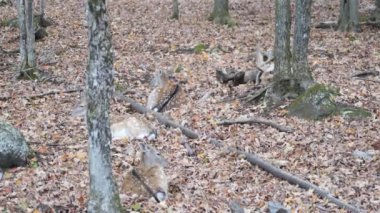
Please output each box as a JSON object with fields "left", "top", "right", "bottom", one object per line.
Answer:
{"left": 1, "top": 0, "right": 380, "bottom": 212}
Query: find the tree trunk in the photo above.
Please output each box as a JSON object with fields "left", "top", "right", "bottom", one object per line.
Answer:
{"left": 370, "top": 0, "right": 380, "bottom": 22}
{"left": 209, "top": 0, "right": 235, "bottom": 26}
{"left": 265, "top": 0, "right": 292, "bottom": 105}
{"left": 265, "top": 0, "right": 314, "bottom": 106}
{"left": 337, "top": 0, "right": 360, "bottom": 32}
{"left": 292, "top": 0, "right": 314, "bottom": 89}
{"left": 25, "top": 0, "right": 35, "bottom": 68}
{"left": 40, "top": 0, "right": 45, "bottom": 19}
{"left": 17, "top": 0, "right": 38, "bottom": 79}
{"left": 86, "top": 0, "right": 122, "bottom": 212}
{"left": 17, "top": 0, "right": 27, "bottom": 69}
{"left": 171, "top": 0, "right": 179, "bottom": 20}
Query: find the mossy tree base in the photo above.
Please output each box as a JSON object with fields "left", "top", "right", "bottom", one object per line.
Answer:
{"left": 288, "top": 83, "right": 371, "bottom": 120}
{"left": 264, "top": 77, "right": 313, "bottom": 109}
{"left": 17, "top": 64, "right": 40, "bottom": 80}
{"left": 208, "top": 13, "right": 236, "bottom": 27}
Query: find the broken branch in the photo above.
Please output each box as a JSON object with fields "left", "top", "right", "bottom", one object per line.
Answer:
{"left": 217, "top": 117, "right": 293, "bottom": 133}
{"left": 120, "top": 95, "right": 199, "bottom": 139}
{"left": 351, "top": 70, "right": 379, "bottom": 78}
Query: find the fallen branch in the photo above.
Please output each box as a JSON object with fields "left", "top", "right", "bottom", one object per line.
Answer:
{"left": 0, "top": 88, "right": 83, "bottom": 101}
{"left": 217, "top": 117, "right": 293, "bottom": 133}
{"left": 355, "top": 78, "right": 380, "bottom": 84}
{"left": 351, "top": 70, "right": 379, "bottom": 78}
{"left": 242, "top": 150, "right": 362, "bottom": 213}
{"left": 119, "top": 95, "right": 199, "bottom": 139}
{"left": 315, "top": 21, "right": 337, "bottom": 29}
{"left": 121, "top": 96, "right": 363, "bottom": 212}
{"left": 0, "top": 46, "right": 19, "bottom": 54}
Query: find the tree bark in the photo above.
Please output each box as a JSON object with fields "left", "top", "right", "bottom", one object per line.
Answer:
{"left": 25, "top": 0, "right": 35, "bottom": 68}
{"left": 40, "top": 0, "right": 45, "bottom": 19}
{"left": 265, "top": 0, "right": 292, "bottom": 105}
{"left": 209, "top": 0, "right": 235, "bottom": 26}
{"left": 17, "top": 0, "right": 38, "bottom": 79}
{"left": 86, "top": 0, "right": 122, "bottom": 212}
{"left": 274, "top": 0, "right": 291, "bottom": 77}
{"left": 371, "top": 0, "right": 380, "bottom": 22}
{"left": 337, "top": 0, "right": 360, "bottom": 32}
{"left": 265, "top": 0, "right": 314, "bottom": 106}
{"left": 17, "top": 0, "right": 26, "bottom": 68}
{"left": 171, "top": 0, "right": 179, "bottom": 20}
{"left": 292, "top": 0, "right": 314, "bottom": 89}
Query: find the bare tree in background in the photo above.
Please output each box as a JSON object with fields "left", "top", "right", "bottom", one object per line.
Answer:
{"left": 86, "top": 0, "right": 122, "bottom": 212}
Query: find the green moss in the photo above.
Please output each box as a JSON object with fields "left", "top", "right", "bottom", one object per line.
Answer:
{"left": 288, "top": 84, "right": 339, "bottom": 120}
{"left": 338, "top": 105, "right": 372, "bottom": 120}
{"left": 348, "top": 34, "right": 356, "bottom": 42}
{"left": 131, "top": 203, "right": 142, "bottom": 211}
{"left": 174, "top": 64, "right": 184, "bottom": 73}
{"left": 288, "top": 83, "right": 371, "bottom": 120}
{"left": 17, "top": 65, "right": 40, "bottom": 80}
{"left": 194, "top": 43, "right": 206, "bottom": 54}
{"left": 0, "top": 17, "right": 18, "bottom": 27}
{"left": 114, "top": 82, "right": 124, "bottom": 92}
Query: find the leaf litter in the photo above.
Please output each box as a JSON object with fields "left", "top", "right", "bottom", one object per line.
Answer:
{"left": 0, "top": 0, "right": 379, "bottom": 212}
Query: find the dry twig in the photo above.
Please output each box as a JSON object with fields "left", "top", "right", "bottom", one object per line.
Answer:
{"left": 217, "top": 117, "right": 293, "bottom": 133}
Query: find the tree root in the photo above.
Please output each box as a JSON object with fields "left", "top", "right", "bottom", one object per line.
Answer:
{"left": 240, "top": 85, "right": 269, "bottom": 102}
{"left": 121, "top": 95, "right": 363, "bottom": 212}
{"left": 217, "top": 117, "right": 293, "bottom": 133}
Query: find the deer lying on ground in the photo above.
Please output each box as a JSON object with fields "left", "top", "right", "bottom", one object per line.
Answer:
{"left": 147, "top": 70, "right": 182, "bottom": 112}
{"left": 122, "top": 143, "right": 168, "bottom": 203}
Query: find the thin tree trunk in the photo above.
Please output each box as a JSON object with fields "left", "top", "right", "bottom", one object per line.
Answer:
{"left": 292, "top": 0, "right": 314, "bottom": 90}
{"left": 274, "top": 0, "right": 291, "bottom": 77}
{"left": 171, "top": 0, "right": 179, "bottom": 19}
{"left": 86, "top": 0, "right": 122, "bottom": 212}
{"left": 17, "top": 0, "right": 27, "bottom": 69}
{"left": 40, "top": 0, "right": 45, "bottom": 18}
{"left": 25, "top": 0, "right": 35, "bottom": 68}
{"left": 337, "top": 0, "right": 360, "bottom": 32}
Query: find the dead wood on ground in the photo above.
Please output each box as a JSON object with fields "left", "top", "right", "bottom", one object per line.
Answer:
{"left": 217, "top": 117, "right": 293, "bottom": 133}
{"left": 121, "top": 95, "right": 363, "bottom": 213}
